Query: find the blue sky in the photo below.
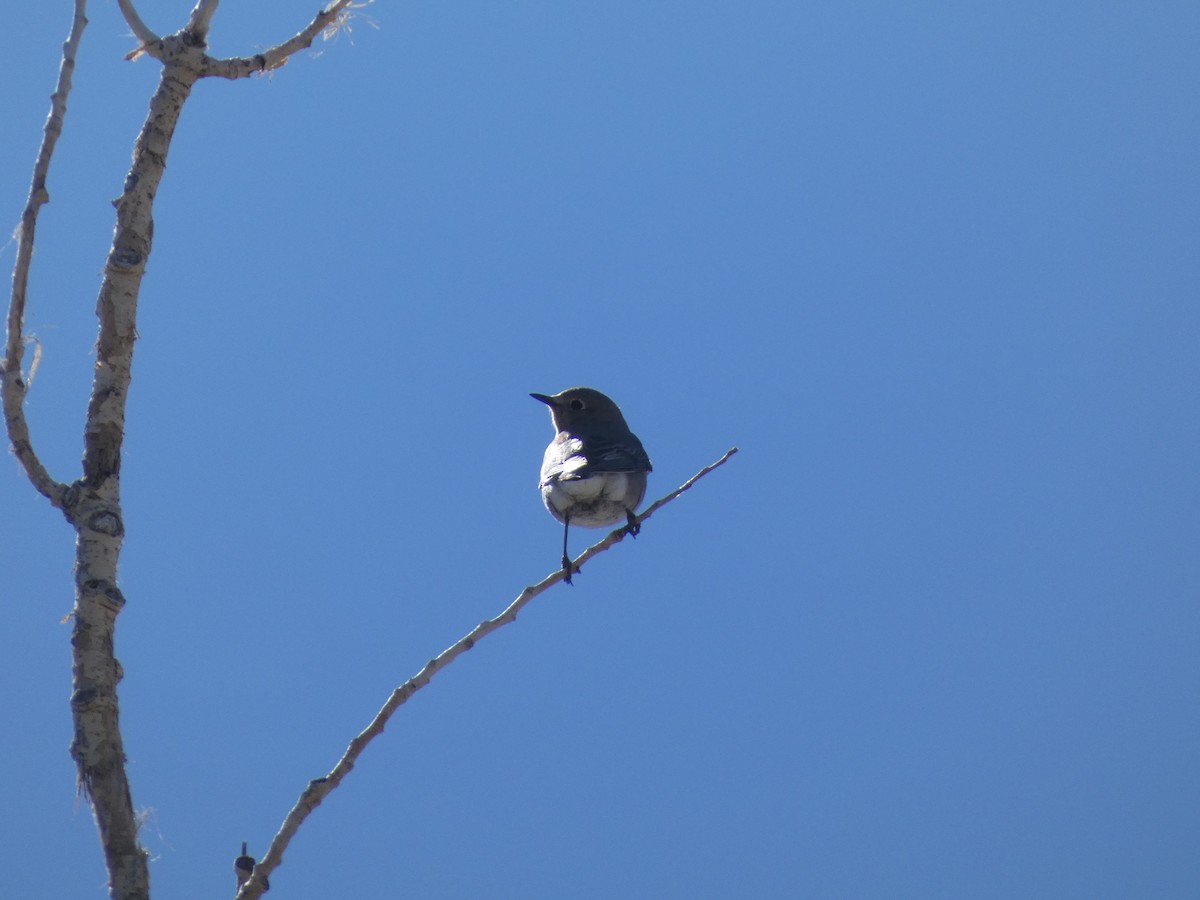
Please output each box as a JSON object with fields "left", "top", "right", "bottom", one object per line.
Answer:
{"left": 3, "top": 2, "right": 1198, "bottom": 897}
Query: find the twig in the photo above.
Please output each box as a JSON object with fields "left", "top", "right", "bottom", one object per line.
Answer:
{"left": 1, "top": 1, "right": 87, "bottom": 510}
{"left": 234, "top": 446, "right": 740, "bottom": 898}
{"left": 116, "top": 0, "right": 160, "bottom": 58}
{"left": 572, "top": 445, "right": 740, "bottom": 575}
{"left": 199, "top": 0, "right": 357, "bottom": 79}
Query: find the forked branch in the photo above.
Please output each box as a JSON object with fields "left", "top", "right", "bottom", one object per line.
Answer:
{"left": 6, "top": 3, "right": 377, "bottom": 899}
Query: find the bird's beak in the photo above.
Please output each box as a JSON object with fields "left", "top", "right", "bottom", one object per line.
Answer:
{"left": 530, "top": 392, "right": 555, "bottom": 406}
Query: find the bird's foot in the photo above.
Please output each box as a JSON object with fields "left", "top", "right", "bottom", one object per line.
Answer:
{"left": 561, "top": 554, "right": 576, "bottom": 585}
{"left": 625, "top": 509, "right": 641, "bottom": 538}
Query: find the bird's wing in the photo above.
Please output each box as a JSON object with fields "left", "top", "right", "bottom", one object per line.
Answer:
{"left": 540, "top": 434, "right": 652, "bottom": 485}
{"left": 576, "top": 435, "right": 653, "bottom": 475}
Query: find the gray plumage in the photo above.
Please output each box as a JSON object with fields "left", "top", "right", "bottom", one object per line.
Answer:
{"left": 531, "top": 387, "right": 652, "bottom": 582}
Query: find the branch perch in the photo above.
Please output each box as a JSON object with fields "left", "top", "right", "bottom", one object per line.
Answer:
{"left": 234, "top": 447, "right": 740, "bottom": 898}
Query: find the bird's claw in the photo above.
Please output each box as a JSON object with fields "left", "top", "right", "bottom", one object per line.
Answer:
{"left": 625, "top": 510, "right": 641, "bottom": 538}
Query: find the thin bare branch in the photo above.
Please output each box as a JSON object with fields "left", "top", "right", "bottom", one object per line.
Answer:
{"left": 572, "top": 445, "right": 740, "bottom": 573}
{"left": 116, "top": 0, "right": 160, "bottom": 58}
{"left": 234, "top": 447, "right": 740, "bottom": 898}
{"left": 199, "top": 0, "right": 357, "bottom": 79}
{"left": 186, "top": 0, "right": 219, "bottom": 44}
{"left": 1, "top": 1, "right": 87, "bottom": 510}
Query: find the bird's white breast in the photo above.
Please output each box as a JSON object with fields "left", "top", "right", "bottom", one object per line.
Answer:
{"left": 541, "top": 471, "right": 634, "bottom": 527}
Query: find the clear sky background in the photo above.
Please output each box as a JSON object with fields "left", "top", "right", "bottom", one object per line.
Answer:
{"left": 3, "top": 2, "right": 1197, "bottom": 898}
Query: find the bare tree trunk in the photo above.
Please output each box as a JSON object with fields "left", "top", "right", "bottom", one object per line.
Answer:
{"left": 68, "top": 29, "right": 204, "bottom": 900}
{"left": 3, "top": 4, "right": 363, "bottom": 896}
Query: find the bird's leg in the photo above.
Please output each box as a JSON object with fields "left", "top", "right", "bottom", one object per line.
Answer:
{"left": 625, "top": 507, "right": 641, "bottom": 538}
{"left": 561, "top": 515, "right": 575, "bottom": 585}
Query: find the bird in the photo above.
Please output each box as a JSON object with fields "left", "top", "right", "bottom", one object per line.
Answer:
{"left": 530, "top": 387, "right": 652, "bottom": 584}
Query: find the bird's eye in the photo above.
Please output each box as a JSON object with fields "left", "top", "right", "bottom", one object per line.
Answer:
{"left": 569, "top": 399, "right": 586, "bottom": 411}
